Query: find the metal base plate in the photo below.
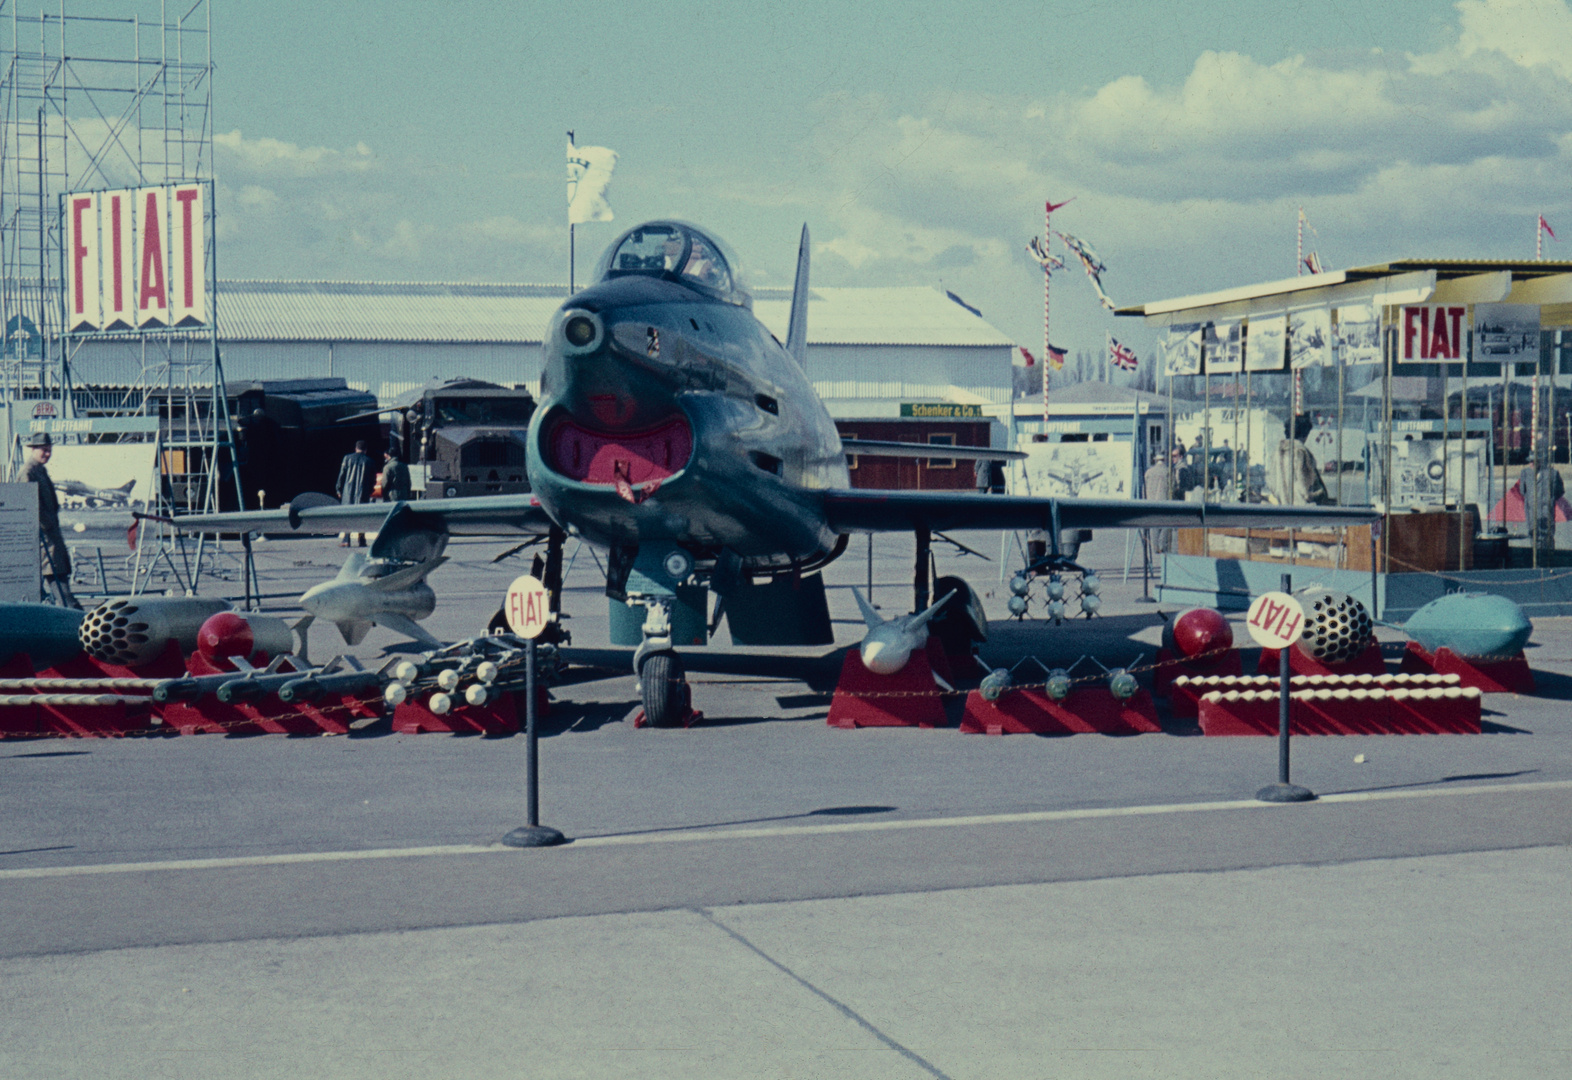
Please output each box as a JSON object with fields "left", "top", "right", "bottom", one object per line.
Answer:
{"left": 1256, "top": 782, "right": 1317, "bottom": 803}
{"left": 500, "top": 825, "right": 568, "bottom": 848}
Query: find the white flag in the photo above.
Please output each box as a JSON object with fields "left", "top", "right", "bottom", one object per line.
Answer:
{"left": 567, "top": 139, "right": 617, "bottom": 225}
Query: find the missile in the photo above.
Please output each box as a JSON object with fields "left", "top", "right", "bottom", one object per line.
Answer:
{"left": 277, "top": 669, "right": 382, "bottom": 704}
{"left": 851, "top": 587, "right": 956, "bottom": 676}
{"left": 297, "top": 551, "right": 447, "bottom": 651}
{"left": 216, "top": 666, "right": 349, "bottom": 704}
{"left": 0, "top": 604, "right": 85, "bottom": 668}
{"left": 1402, "top": 593, "right": 1532, "bottom": 660}
{"left": 153, "top": 670, "right": 249, "bottom": 703}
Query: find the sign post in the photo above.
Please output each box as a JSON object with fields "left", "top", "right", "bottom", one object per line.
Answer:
{"left": 1246, "top": 575, "right": 1315, "bottom": 803}
{"left": 500, "top": 574, "right": 566, "bottom": 848}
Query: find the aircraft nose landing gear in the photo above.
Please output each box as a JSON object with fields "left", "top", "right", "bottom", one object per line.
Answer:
{"left": 630, "top": 597, "right": 696, "bottom": 727}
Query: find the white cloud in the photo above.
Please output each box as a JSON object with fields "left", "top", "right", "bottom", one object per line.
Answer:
{"left": 68, "top": 0, "right": 1572, "bottom": 353}
{"left": 776, "top": 0, "right": 1572, "bottom": 351}
{"left": 1454, "top": 0, "right": 1572, "bottom": 79}
{"left": 214, "top": 130, "right": 378, "bottom": 177}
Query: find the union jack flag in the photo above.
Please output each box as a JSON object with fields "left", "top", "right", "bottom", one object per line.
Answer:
{"left": 1108, "top": 335, "right": 1138, "bottom": 371}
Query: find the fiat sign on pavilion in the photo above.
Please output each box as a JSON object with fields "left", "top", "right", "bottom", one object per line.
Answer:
{"left": 62, "top": 182, "right": 209, "bottom": 332}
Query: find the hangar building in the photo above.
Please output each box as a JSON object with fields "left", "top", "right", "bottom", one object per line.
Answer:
{"left": 63, "top": 279, "right": 1018, "bottom": 492}
{"left": 196, "top": 280, "right": 1016, "bottom": 418}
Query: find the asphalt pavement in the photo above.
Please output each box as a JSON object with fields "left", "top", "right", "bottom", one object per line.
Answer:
{"left": 3, "top": 529, "right": 1570, "bottom": 1078}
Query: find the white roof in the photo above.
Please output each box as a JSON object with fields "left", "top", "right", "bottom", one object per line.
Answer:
{"left": 753, "top": 286, "right": 1013, "bottom": 347}
{"left": 216, "top": 280, "right": 1014, "bottom": 348}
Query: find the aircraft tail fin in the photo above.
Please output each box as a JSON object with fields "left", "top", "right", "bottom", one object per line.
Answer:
{"left": 785, "top": 223, "right": 810, "bottom": 369}
{"left": 118, "top": 479, "right": 136, "bottom": 493}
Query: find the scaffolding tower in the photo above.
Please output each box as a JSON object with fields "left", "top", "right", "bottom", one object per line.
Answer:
{"left": 0, "top": 1, "right": 243, "bottom": 599}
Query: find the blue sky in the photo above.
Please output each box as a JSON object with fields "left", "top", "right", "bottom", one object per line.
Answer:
{"left": 76, "top": 0, "right": 1572, "bottom": 361}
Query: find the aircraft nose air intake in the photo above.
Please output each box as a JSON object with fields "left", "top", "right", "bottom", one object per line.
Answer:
{"left": 547, "top": 415, "right": 693, "bottom": 494}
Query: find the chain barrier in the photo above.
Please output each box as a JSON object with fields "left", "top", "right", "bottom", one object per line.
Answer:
{"left": 1, "top": 635, "right": 1506, "bottom": 733}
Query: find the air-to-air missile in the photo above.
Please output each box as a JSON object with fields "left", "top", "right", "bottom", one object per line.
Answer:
{"left": 0, "top": 603, "right": 86, "bottom": 668}
{"left": 850, "top": 587, "right": 956, "bottom": 675}
{"left": 297, "top": 551, "right": 448, "bottom": 652}
{"left": 1401, "top": 592, "right": 1532, "bottom": 660}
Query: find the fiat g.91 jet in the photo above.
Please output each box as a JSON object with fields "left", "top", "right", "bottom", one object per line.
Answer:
{"left": 165, "top": 219, "right": 1380, "bottom": 728}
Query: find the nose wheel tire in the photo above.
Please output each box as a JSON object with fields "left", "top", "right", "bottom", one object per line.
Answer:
{"left": 638, "top": 650, "right": 690, "bottom": 728}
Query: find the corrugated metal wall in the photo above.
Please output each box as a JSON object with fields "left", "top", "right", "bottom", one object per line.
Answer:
{"left": 69, "top": 338, "right": 1007, "bottom": 407}
{"left": 217, "top": 341, "right": 543, "bottom": 402}
{"left": 808, "top": 344, "right": 1011, "bottom": 404}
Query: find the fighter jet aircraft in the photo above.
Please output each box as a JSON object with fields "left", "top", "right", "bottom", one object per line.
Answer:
{"left": 58, "top": 477, "right": 136, "bottom": 508}
{"left": 166, "top": 219, "right": 1379, "bottom": 725}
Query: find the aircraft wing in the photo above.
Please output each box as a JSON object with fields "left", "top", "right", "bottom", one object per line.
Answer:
{"left": 163, "top": 494, "right": 558, "bottom": 537}
{"left": 821, "top": 489, "right": 1381, "bottom": 534}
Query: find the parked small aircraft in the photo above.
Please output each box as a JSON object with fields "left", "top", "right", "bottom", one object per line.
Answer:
{"left": 59, "top": 477, "right": 136, "bottom": 508}
{"left": 167, "top": 220, "right": 1379, "bottom": 724}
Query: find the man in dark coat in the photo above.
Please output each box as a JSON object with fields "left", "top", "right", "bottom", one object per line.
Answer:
{"left": 21, "top": 432, "right": 79, "bottom": 607}
{"left": 335, "top": 439, "right": 374, "bottom": 546}
{"left": 381, "top": 450, "right": 411, "bottom": 503}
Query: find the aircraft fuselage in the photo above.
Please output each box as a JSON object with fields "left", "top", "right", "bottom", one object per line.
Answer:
{"left": 526, "top": 273, "right": 848, "bottom": 570}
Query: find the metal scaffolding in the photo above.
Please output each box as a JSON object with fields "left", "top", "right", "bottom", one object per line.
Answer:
{"left": 0, "top": 1, "right": 242, "bottom": 598}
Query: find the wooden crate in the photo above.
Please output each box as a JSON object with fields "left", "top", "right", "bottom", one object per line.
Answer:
{"left": 1176, "top": 510, "right": 1475, "bottom": 573}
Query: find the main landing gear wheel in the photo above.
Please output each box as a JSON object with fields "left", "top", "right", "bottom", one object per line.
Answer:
{"left": 638, "top": 650, "right": 690, "bottom": 728}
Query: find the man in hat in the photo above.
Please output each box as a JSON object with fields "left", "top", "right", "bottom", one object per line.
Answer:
{"left": 21, "top": 431, "right": 78, "bottom": 608}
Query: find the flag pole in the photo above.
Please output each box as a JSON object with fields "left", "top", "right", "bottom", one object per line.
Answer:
{"left": 1042, "top": 199, "right": 1053, "bottom": 427}
{"left": 568, "top": 130, "right": 576, "bottom": 295}
{"left": 1297, "top": 207, "right": 1303, "bottom": 276}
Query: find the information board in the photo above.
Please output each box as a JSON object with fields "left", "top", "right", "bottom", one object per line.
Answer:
{"left": 0, "top": 483, "right": 41, "bottom": 602}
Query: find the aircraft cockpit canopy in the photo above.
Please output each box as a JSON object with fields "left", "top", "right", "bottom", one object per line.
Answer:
{"left": 594, "top": 221, "right": 751, "bottom": 308}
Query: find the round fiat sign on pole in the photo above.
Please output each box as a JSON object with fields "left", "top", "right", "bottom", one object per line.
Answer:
{"left": 1248, "top": 575, "right": 1315, "bottom": 805}
{"left": 1244, "top": 589, "right": 1306, "bottom": 650}
{"left": 500, "top": 573, "right": 565, "bottom": 848}
{"left": 504, "top": 574, "right": 551, "bottom": 639}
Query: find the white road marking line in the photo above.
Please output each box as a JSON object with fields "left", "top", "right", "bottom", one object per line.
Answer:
{"left": 4, "top": 778, "right": 1570, "bottom": 881}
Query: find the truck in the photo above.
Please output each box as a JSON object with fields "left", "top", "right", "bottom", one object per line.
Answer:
{"left": 391, "top": 378, "right": 537, "bottom": 499}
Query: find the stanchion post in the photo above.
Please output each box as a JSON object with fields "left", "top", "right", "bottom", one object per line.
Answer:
{"left": 501, "top": 574, "right": 566, "bottom": 848}
{"left": 527, "top": 637, "right": 539, "bottom": 824}
{"left": 1277, "top": 573, "right": 1292, "bottom": 784}
{"left": 1250, "top": 572, "right": 1315, "bottom": 803}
